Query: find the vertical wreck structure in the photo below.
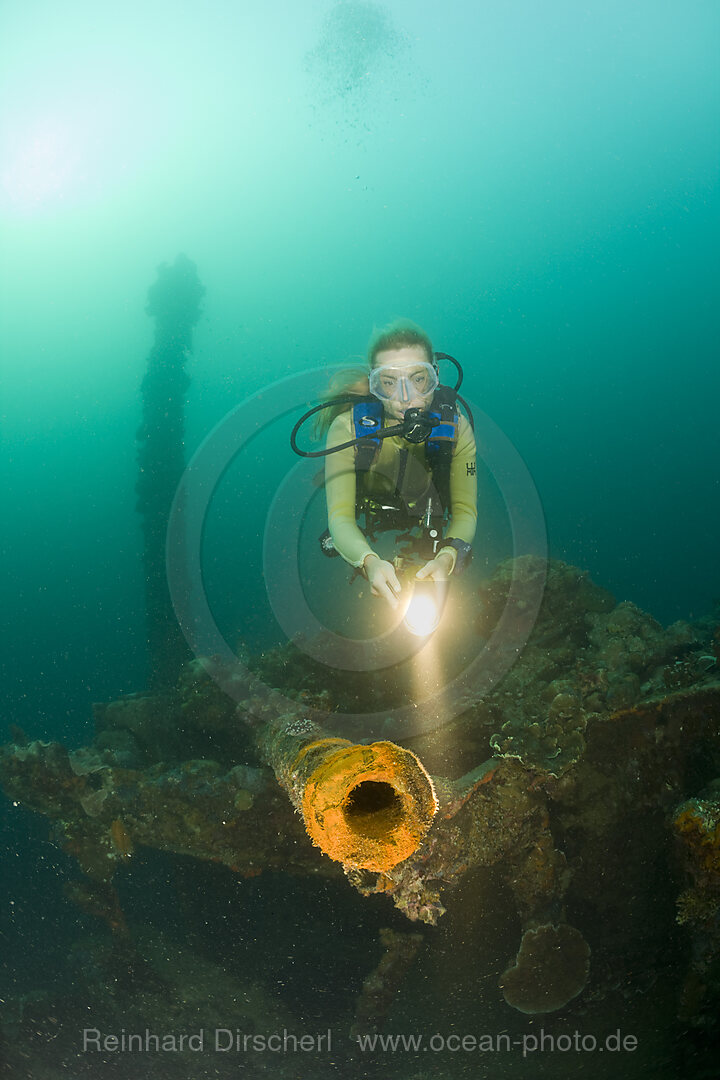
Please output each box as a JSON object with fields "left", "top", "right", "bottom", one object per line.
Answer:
{"left": 136, "top": 254, "right": 205, "bottom": 690}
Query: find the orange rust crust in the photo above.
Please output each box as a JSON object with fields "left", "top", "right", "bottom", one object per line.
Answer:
{"left": 289, "top": 737, "right": 352, "bottom": 778}
{"left": 300, "top": 741, "right": 437, "bottom": 872}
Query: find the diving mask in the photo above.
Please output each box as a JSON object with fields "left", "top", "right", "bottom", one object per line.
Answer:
{"left": 369, "top": 361, "right": 439, "bottom": 403}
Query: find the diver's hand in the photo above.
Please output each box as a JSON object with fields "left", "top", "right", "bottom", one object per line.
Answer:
{"left": 415, "top": 551, "right": 454, "bottom": 583}
{"left": 363, "top": 554, "right": 402, "bottom": 609}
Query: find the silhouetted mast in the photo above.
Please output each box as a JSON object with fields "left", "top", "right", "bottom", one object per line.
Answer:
{"left": 136, "top": 254, "right": 205, "bottom": 689}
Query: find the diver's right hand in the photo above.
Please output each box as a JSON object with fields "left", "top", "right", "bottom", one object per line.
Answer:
{"left": 363, "top": 554, "right": 401, "bottom": 609}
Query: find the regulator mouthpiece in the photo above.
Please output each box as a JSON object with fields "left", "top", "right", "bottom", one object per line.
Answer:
{"left": 401, "top": 408, "right": 434, "bottom": 444}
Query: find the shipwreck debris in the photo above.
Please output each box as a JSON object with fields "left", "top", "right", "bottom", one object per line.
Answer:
{"left": 2, "top": 559, "right": 719, "bottom": 1023}
{"left": 499, "top": 922, "right": 591, "bottom": 1014}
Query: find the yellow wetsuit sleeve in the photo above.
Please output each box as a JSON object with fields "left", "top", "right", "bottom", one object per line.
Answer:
{"left": 325, "top": 411, "right": 376, "bottom": 568}
{"left": 445, "top": 415, "right": 477, "bottom": 545}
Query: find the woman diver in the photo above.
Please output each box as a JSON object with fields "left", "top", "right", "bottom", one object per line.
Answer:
{"left": 291, "top": 321, "right": 477, "bottom": 611}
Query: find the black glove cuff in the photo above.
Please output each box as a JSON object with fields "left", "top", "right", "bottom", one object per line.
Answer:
{"left": 439, "top": 538, "right": 473, "bottom": 575}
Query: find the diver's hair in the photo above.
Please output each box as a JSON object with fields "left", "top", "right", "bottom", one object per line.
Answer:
{"left": 315, "top": 321, "right": 434, "bottom": 439}
{"left": 313, "top": 365, "right": 370, "bottom": 438}
{"left": 367, "top": 319, "right": 434, "bottom": 367}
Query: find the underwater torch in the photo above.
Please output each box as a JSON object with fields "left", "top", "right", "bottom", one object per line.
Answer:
{"left": 388, "top": 494, "right": 449, "bottom": 638}
{"left": 402, "top": 580, "right": 444, "bottom": 637}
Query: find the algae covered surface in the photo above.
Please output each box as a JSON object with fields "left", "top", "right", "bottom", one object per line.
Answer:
{"left": 2, "top": 559, "right": 720, "bottom": 1077}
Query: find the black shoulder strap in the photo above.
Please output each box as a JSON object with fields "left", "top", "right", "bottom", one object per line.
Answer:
{"left": 425, "top": 386, "right": 459, "bottom": 512}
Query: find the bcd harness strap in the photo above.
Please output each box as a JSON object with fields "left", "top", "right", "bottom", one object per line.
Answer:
{"left": 351, "top": 385, "right": 460, "bottom": 517}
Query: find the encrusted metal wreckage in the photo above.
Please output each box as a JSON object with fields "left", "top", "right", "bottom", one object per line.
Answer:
{"left": 2, "top": 558, "right": 719, "bottom": 1027}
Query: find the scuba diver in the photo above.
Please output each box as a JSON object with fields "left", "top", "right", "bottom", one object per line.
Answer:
{"left": 290, "top": 322, "right": 477, "bottom": 612}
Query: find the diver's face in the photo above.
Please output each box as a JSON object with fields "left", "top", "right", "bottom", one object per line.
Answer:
{"left": 372, "top": 345, "right": 435, "bottom": 421}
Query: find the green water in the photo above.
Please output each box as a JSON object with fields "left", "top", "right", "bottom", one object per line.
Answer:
{"left": 0, "top": 3, "right": 718, "bottom": 1077}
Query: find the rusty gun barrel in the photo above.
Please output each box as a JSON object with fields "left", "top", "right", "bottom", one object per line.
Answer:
{"left": 257, "top": 715, "right": 437, "bottom": 872}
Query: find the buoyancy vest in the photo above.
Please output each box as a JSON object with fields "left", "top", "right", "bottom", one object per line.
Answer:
{"left": 351, "top": 386, "right": 460, "bottom": 516}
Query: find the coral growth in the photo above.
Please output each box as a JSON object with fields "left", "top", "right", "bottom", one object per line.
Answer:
{"left": 2, "top": 558, "right": 720, "bottom": 1027}
{"left": 673, "top": 792, "right": 720, "bottom": 1024}
{"left": 499, "top": 923, "right": 591, "bottom": 1014}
